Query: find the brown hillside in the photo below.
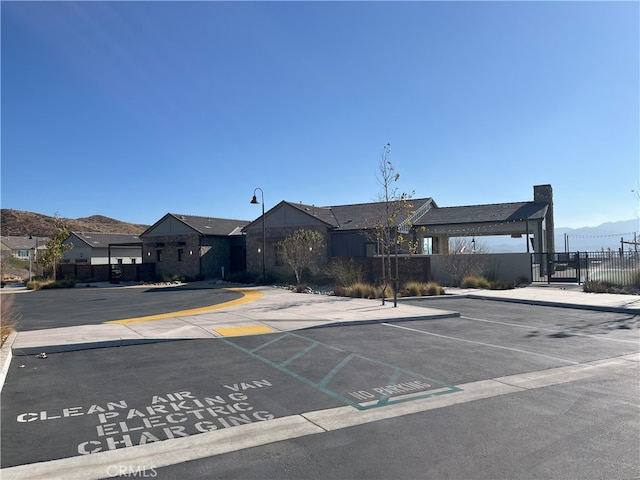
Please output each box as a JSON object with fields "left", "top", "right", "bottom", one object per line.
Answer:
{"left": 1, "top": 209, "right": 149, "bottom": 236}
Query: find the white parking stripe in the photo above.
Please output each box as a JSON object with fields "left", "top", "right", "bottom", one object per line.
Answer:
{"left": 382, "top": 322, "right": 582, "bottom": 365}
{"left": 460, "top": 314, "right": 639, "bottom": 345}
{"left": 1, "top": 354, "right": 635, "bottom": 480}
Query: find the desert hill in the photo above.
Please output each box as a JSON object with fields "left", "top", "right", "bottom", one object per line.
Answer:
{"left": 1, "top": 209, "right": 149, "bottom": 237}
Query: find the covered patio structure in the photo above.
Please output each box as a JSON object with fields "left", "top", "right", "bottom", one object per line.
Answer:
{"left": 414, "top": 185, "right": 555, "bottom": 256}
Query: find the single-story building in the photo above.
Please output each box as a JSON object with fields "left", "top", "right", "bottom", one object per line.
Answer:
{"left": 140, "top": 213, "right": 249, "bottom": 280}
{"left": 60, "top": 232, "right": 143, "bottom": 265}
{"left": 243, "top": 184, "right": 555, "bottom": 282}
{"left": 55, "top": 185, "right": 553, "bottom": 284}
{"left": 1, "top": 235, "right": 48, "bottom": 260}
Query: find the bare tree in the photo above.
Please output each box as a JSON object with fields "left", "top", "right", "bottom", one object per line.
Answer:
{"left": 371, "top": 143, "right": 414, "bottom": 306}
{"left": 277, "top": 229, "right": 325, "bottom": 284}
{"left": 441, "top": 237, "right": 489, "bottom": 286}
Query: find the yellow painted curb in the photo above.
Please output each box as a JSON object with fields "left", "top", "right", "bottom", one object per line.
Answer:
{"left": 105, "top": 288, "right": 264, "bottom": 325}
{"left": 214, "top": 325, "right": 275, "bottom": 337}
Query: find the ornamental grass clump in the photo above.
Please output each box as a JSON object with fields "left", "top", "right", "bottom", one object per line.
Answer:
{"left": 424, "top": 281, "right": 445, "bottom": 296}
{"left": 403, "top": 281, "right": 445, "bottom": 296}
{"left": 461, "top": 276, "right": 516, "bottom": 290}
{"left": 461, "top": 275, "right": 491, "bottom": 289}
{"left": 1, "top": 294, "right": 19, "bottom": 346}
{"left": 351, "top": 282, "right": 377, "bottom": 299}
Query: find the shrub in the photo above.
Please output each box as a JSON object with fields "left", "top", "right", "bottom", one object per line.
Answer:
{"left": 41, "top": 279, "right": 77, "bottom": 289}
{"left": 26, "top": 279, "right": 59, "bottom": 290}
{"left": 403, "top": 281, "right": 445, "bottom": 296}
{"left": 333, "top": 285, "right": 348, "bottom": 297}
{"left": 424, "top": 281, "right": 445, "bottom": 296}
{"left": 404, "top": 281, "right": 423, "bottom": 297}
{"left": 461, "top": 276, "right": 515, "bottom": 290}
{"left": 489, "top": 279, "right": 516, "bottom": 290}
{"left": 461, "top": 276, "right": 491, "bottom": 289}
{"left": 25, "top": 279, "right": 76, "bottom": 290}
{"left": 333, "top": 282, "right": 379, "bottom": 299}
{"left": 583, "top": 280, "right": 610, "bottom": 293}
{"left": 325, "top": 259, "right": 364, "bottom": 287}
{"left": 351, "top": 282, "right": 375, "bottom": 298}
{"left": 1, "top": 294, "right": 19, "bottom": 345}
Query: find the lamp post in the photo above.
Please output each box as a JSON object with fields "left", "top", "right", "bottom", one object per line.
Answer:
{"left": 250, "top": 187, "right": 266, "bottom": 281}
{"left": 28, "top": 235, "right": 38, "bottom": 281}
{"left": 29, "top": 244, "right": 32, "bottom": 283}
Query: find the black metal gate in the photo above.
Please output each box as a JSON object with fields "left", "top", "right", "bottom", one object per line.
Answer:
{"left": 532, "top": 251, "right": 640, "bottom": 285}
{"left": 531, "top": 252, "right": 582, "bottom": 283}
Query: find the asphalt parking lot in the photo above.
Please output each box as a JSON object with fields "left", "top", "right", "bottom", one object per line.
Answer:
{"left": 8, "top": 285, "right": 243, "bottom": 329}
{"left": 1, "top": 297, "right": 638, "bottom": 479}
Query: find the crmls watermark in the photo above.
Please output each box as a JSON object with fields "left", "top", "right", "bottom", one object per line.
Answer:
{"left": 106, "top": 465, "right": 158, "bottom": 478}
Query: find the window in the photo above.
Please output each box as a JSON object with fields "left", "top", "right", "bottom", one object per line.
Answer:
{"left": 178, "top": 248, "right": 184, "bottom": 261}
{"left": 422, "top": 237, "right": 433, "bottom": 255}
{"left": 156, "top": 250, "right": 163, "bottom": 262}
{"left": 275, "top": 245, "right": 284, "bottom": 266}
{"left": 365, "top": 242, "right": 378, "bottom": 257}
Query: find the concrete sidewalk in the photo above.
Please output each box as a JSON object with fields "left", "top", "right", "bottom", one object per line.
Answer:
{"left": 5, "top": 284, "right": 640, "bottom": 357}
{"left": 442, "top": 283, "right": 640, "bottom": 314}
{"left": 7, "top": 286, "right": 460, "bottom": 355}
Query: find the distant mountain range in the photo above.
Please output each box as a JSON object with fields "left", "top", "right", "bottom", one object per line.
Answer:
{"left": 0, "top": 209, "right": 149, "bottom": 237}
{"left": 555, "top": 219, "right": 639, "bottom": 252}
{"left": 484, "top": 219, "right": 639, "bottom": 253}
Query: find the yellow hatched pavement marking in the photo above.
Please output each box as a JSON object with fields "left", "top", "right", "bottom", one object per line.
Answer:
{"left": 105, "top": 288, "right": 264, "bottom": 324}
{"left": 214, "top": 325, "right": 275, "bottom": 336}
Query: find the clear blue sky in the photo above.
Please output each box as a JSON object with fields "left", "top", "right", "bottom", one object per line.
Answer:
{"left": 2, "top": 1, "right": 638, "bottom": 229}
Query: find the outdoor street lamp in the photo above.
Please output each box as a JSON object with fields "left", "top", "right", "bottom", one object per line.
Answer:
{"left": 28, "top": 234, "right": 38, "bottom": 281}
{"left": 250, "top": 187, "right": 266, "bottom": 281}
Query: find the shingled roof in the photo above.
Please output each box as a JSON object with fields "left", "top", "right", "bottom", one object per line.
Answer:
{"left": 415, "top": 201, "right": 548, "bottom": 226}
{"left": 1, "top": 236, "right": 49, "bottom": 250}
{"left": 168, "top": 214, "right": 249, "bottom": 236}
{"left": 283, "top": 198, "right": 436, "bottom": 231}
{"left": 69, "top": 232, "right": 142, "bottom": 248}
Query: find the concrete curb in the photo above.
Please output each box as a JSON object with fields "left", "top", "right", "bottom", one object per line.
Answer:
{"left": 397, "top": 292, "right": 640, "bottom": 315}
{"left": 10, "top": 311, "right": 462, "bottom": 356}
{"left": 0, "top": 331, "right": 18, "bottom": 393}
{"left": 463, "top": 293, "right": 640, "bottom": 315}
{"left": 11, "top": 338, "right": 181, "bottom": 356}
{"left": 313, "top": 311, "right": 461, "bottom": 329}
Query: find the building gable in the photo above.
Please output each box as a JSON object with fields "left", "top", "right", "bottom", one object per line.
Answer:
{"left": 141, "top": 214, "right": 200, "bottom": 237}
{"left": 244, "top": 201, "right": 335, "bottom": 232}
{"left": 142, "top": 213, "right": 249, "bottom": 238}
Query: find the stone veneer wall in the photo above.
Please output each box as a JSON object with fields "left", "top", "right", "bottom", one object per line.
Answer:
{"left": 142, "top": 234, "right": 201, "bottom": 280}
{"left": 246, "top": 225, "right": 330, "bottom": 279}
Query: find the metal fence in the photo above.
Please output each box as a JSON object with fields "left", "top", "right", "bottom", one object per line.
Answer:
{"left": 58, "top": 263, "right": 156, "bottom": 283}
{"left": 531, "top": 251, "right": 640, "bottom": 285}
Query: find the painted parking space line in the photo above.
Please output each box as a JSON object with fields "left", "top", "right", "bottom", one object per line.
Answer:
{"left": 460, "top": 315, "right": 640, "bottom": 345}
{"left": 214, "top": 325, "right": 275, "bottom": 336}
{"left": 104, "top": 288, "right": 264, "bottom": 325}
{"left": 383, "top": 322, "right": 581, "bottom": 365}
{"left": 3, "top": 354, "right": 634, "bottom": 480}
{"left": 221, "top": 332, "right": 462, "bottom": 410}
